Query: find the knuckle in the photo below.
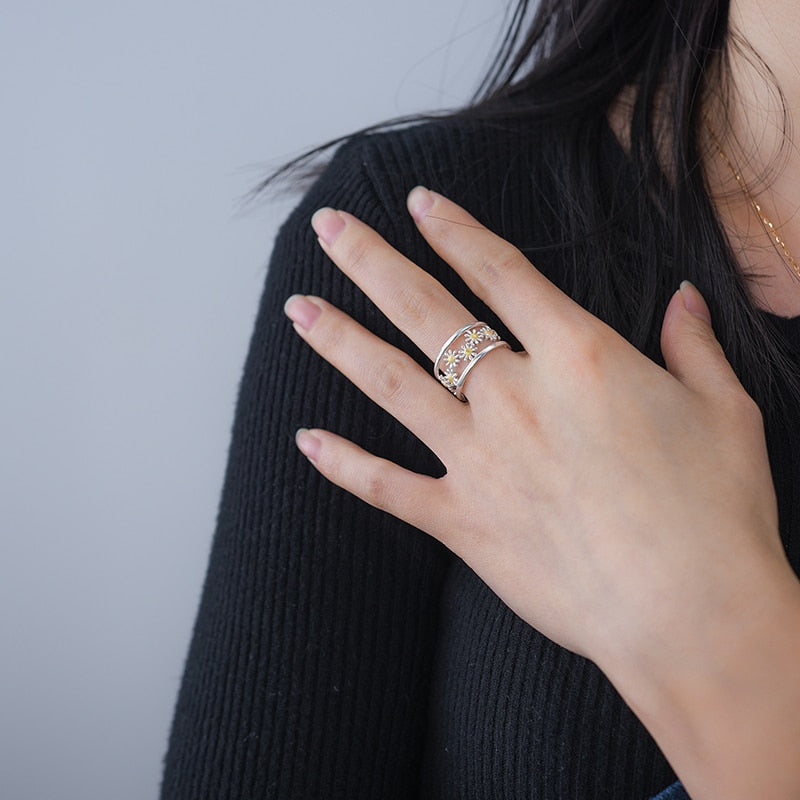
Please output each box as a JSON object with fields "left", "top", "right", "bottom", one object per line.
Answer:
{"left": 317, "top": 312, "right": 346, "bottom": 351}
{"left": 395, "top": 282, "right": 437, "bottom": 328}
{"left": 563, "top": 323, "right": 608, "bottom": 381}
{"left": 502, "top": 381, "right": 541, "bottom": 432}
{"left": 477, "top": 245, "right": 521, "bottom": 287}
{"left": 575, "top": 334, "right": 605, "bottom": 372}
{"left": 363, "top": 463, "right": 395, "bottom": 511}
{"left": 732, "top": 390, "right": 763, "bottom": 427}
{"left": 316, "top": 444, "right": 342, "bottom": 481}
{"left": 341, "top": 236, "right": 372, "bottom": 276}
{"left": 372, "top": 357, "right": 407, "bottom": 405}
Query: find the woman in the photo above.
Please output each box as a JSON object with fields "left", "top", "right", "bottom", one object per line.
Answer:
{"left": 161, "top": 1, "right": 800, "bottom": 798}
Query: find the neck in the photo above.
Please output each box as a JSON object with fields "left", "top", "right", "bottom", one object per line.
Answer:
{"left": 726, "top": 1, "right": 800, "bottom": 173}
{"left": 706, "top": 0, "right": 800, "bottom": 315}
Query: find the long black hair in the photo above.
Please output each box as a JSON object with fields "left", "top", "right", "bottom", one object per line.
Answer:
{"left": 263, "top": 0, "right": 799, "bottom": 416}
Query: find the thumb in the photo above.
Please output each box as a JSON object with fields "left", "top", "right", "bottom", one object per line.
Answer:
{"left": 660, "top": 280, "right": 740, "bottom": 395}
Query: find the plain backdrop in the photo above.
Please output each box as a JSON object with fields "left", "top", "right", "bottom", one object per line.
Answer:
{"left": 0, "top": 2, "right": 506, "bottom": 798}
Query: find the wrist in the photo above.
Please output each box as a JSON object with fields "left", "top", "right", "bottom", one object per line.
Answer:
{"left": 601, "top": 550, "right": 800, "bottom": 800}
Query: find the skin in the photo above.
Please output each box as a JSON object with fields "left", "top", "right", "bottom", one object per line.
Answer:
{"left": 281, "top": 2, "right": 800, "bottom": 795}
{"left": 713, "top": 0, "right": 800, "bottom": 316}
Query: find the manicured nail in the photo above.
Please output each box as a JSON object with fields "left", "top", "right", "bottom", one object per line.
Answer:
{"left": 284, "top": 294, "right": 322, "bottom": 331}
{"left": 679, "top": 280, "right": 712, "bottom": 325}
{"left": 407, "top": 186, "right": 434, "bottom": 223}
{"left": 295, "top": 428, "right": 321, "bottom": 462}
{"left": 311, "top": 208, "right": 345, "bottom": 246}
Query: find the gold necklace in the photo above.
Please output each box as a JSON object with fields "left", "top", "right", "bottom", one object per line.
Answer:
{"left": 705, "top": 122, "right": 800, "bottom": 282}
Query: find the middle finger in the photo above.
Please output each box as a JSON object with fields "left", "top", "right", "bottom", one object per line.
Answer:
{"left": 311, "top": 207, "right": 483, "bottom": 367}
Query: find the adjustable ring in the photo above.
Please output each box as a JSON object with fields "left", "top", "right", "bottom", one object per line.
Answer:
{"left": 433, "top": 321, "right": 511, "bottom": 402}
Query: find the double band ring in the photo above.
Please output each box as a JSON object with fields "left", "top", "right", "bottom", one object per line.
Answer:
{"left": 434, "top": 321, "right": 511, "bottom": 401}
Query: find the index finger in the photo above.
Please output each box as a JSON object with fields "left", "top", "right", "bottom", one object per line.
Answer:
{"left": 406, "top": 187, "right": 578, "bottom": 351}
{"left": 310, "top": 207, "right": 492, "bottom": 369}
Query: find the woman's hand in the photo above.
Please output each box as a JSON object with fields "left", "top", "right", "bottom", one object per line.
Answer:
{"left": 284, "top": 185, "right": 782, "bottom": 661}
{"left": 284, "top": 187, "right": 800, "bottom": 799}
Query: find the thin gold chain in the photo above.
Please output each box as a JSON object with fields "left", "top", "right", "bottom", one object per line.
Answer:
{"left": 705, "top": 122, "right": 800, "bottom": 282}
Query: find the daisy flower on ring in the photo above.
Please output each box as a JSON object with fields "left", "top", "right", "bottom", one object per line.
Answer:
{"left": 440, "top": 349, "right": 460, "bottom": 368}
{"left": 463, "top": 328, "right": 483, "bottom": 346}
{"left": 458, "top": 342, "right": 479, "bottom": 361}
{"left": 439, "top": 368, "right": 459, "bottom": 389}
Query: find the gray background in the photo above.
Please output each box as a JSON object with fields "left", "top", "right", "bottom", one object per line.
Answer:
{"left": 0, "top": 2, "right": 503, "bottom": 798}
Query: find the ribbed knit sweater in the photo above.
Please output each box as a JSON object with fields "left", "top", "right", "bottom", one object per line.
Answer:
{"left": 160, "top": 116, "right": 800, "bottom": 799}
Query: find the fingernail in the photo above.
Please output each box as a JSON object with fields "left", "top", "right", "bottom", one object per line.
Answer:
{"left": 296, "top": 428, "right": 321, "bottom": 462}
{"left": 311, "top": 208, "right": 345, "bottom": 246}
{"left": 407, "top": 186, "right": 434, "bottom": 223}
{"left": 679, "top": 280, "right": 712, "bottom": 325}
{"left": 284, "top": 294, "right": 322, "bottom": 331}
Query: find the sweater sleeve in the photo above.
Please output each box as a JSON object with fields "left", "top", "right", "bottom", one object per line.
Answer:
{"left": 160, "top": 138, "right": 454, "bottom": 800}
{"left": 649, "top": 782, "right": 691, "bottom": 800}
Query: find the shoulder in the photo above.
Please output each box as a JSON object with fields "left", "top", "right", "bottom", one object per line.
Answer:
{"left": 278, "top": 115, "right": 560, "bottom": 274}
{"left": 265, "top": 113, "right": 628, "bottom": 350}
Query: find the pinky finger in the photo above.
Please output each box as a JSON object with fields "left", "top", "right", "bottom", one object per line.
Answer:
{"left": 295, "top": 427, "right": 447, "bottom": 539}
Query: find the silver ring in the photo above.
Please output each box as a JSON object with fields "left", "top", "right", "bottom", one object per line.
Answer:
{"left": 433, "top": 321, "right": 511, "bottom": 402}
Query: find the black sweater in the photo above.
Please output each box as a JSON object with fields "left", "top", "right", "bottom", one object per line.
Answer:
{"left": 161, "top": 117, "right": 800, "bottom": 799}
